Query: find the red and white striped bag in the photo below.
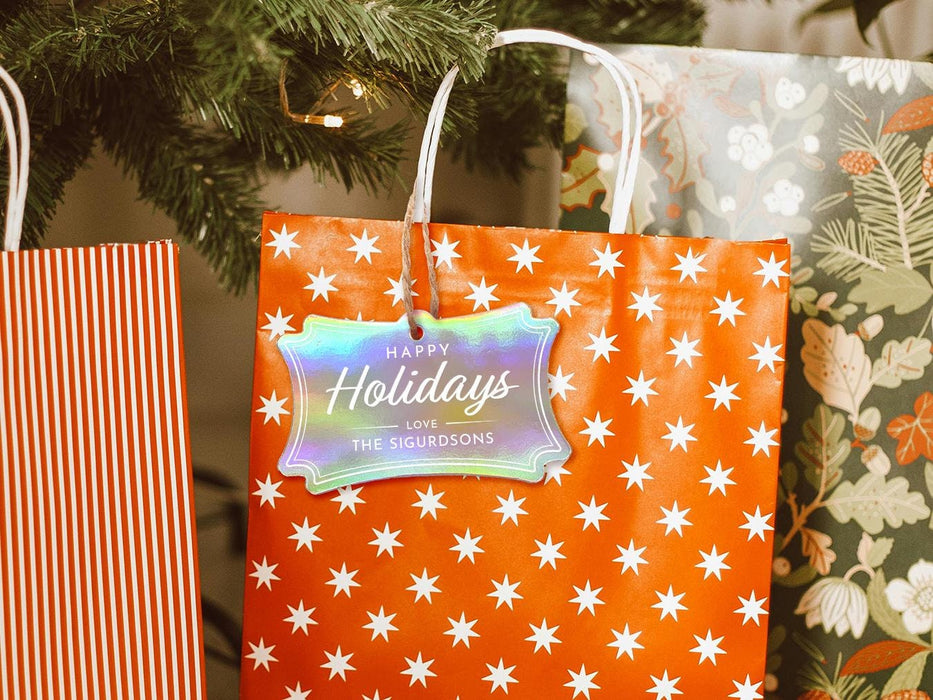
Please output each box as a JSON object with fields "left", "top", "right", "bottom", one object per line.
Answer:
{"left": 0, "top": 68, "right": 206, "bottom": 698}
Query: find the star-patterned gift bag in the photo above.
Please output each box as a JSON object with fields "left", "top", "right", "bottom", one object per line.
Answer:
{"left": 242, "top": 30, "right": 791, "bottom": 699}
{"left": 0, "top": 70, "right": 206, "bottom": 697}
{"left": 559, "top": 44, "right": 933, "bottom": 697}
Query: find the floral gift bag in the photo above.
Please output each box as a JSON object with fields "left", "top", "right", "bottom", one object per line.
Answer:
{"left": 241, "top": 29, "right": 792, "bottom": 698}
{"left": 560, "top": 45, "right": 933, "bottom": 698}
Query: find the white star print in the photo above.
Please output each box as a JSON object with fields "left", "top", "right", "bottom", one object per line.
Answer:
{"left": 283, "top": 682, "right": 310, "bottom": 700}
{"left": 580, "top": 412, "right": 614, "bottom": 447}
{"left": 729, "top": 675, "right": 764, "bottom": 700}
{"left": 252, "top": 474, "right": 284, "bottom": 508}
{"left": 745, "top": 421, "right": 779, "bottom": 456}
{"left": 662, "top": 417, "right": 697, "bottom": 452}
{"left": 544, "top": 461, "right": 571, "bottom": 485}
{"left": 623, "top": 371, "right": 658, "bottom": 406}
{"left": 740, "top": 506, "right": 774, "bottom": 541}
{"left": 657, "top": 501, "right": 693, "bottom": 537}
{"left": 326, "top": 563, "right": 360, "bottom": 598}
{"left": 266, "top": 224, "right": 300, "bottom": 259}
{"left": 628, "top": 286, "right": 662, "bottom": 321}
{"left": 696, "top": 545, "right": 731, "bottom": 581}
{"left": 303, "top": 266, "right": 338, "bottom": 301}
{"left": 508, "top": 238, "right": 542, "bottom": 273}
{"left": 569, "top": 580, "right": 604, "bottom": 616}
{"left": 413, "top": 485, "right": 447, "bottom": 519}
{"left": 647, "top": 670, "right": 683, "bottom": 700}
{"left": 608, "top": 624, "right": 644, "bottom": 660}
{"left": 347, "top": 229, "right": 382, "bottom": 263}
{"left": 753, "top": 252, "right": 789, "bottom": 288}
{"left": 465, "top": 276, "right": 500, "bottom": 311}
{"left": 652, "top": 585, "right": 687, "bottom": 621}
{"left": 331, "top": 484, "right": 365, "bottom": 514}
{"left": 548, "top": 366, "right": 576, "bottom": 401}
{"left": 363, "top": 606, "right": 398, "bottom": 641}
{"left": 261, "top": 307, "right": 295, "bottom": 340}
{"left": 671, "top": 247, "right": 707, "bottom": 283}
{"left": 362, "top": 692, "right": 388, "bottom": 700}
{"left": 701, "top": 461, "right": 736, "bottom": 496}
{"left": 532, "top": 534, "right": 566, "bottom": 569}
{"left": 589, "top": 242, "right": 624, "bottom": 278}
{"left": 749, "top": 336, "right": 784, "bottom": 372}
{"left": 444, "top": 612, "right": 479, "bottom": 648}
{"left": 450, "top": 528, "right": 484, "bottom": 563}
{"left": 493, "top": 490, "right": 528, "bottom": 525}
{"left": 368, "top": 523, "right": 404, "bottom": 558}
{"left": 384, "top": 275, "right": 418, "bottom": 307}
{"left": 690, "top": 629, "right": 726, "bottom": 665}
{"left": 431, "top": 233, "right": 461, "bottom": 269}
{"left": 614, "top": 539, "right": 648, "bottom": 575}
{"left": 489, "top": 574, "right": 523, "bottom": 610}
{"left": 564, "top": 664, "right": 600, "bottom": 699}
{"left": 575, "top": 496, "right": 610, "bottom": 531}
{"left": 256, "top": 391, "right": 289, "bottom": 425}
{"left": 711, "top": 291, "right": 746, "bottom": 326}
{"left": 618, "top": 455, "right": 653, "bottom": 491}
{"left": 407, "top": 568, "right": 441, "bottom": 604}
{"left": 705, "top": 375, "right": 740, "bottom": 411}
{"left": 401, "top": 653, "right": 436, "bottom": 688}
{"left": 245, "top": 638, "right": 278, "bottom": 671}
{"left": 546, "top": 282, "right": 581, "bottom": 318}
{"left": 667, "top": 332, "right": 701, "bottom": 368}
{"left": 250, "top": 556, "right": 280, "bottom": 590}
{"left": 482, "top": 659, "right": 518, "bottom": 694}
{"left": 584, "top": 326, "right": 620, "bottom": 363}
{"left": 321, "top": 645, "right": 355, "bottom": 680}
{"left": 284, "top": 600, "right": 317, "bottom": 635}
{"left": 526, "top": 618, "right": 561, "bottom": 654}
{"left": 735, "top": 590, "right": 768, "bottom": 625}
{"left": 288, "top": 518, "right": 322, "bottom": 552}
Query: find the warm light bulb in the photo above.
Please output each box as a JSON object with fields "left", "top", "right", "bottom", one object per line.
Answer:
{"left": 323, "top": 115, "right": 344, "bottom": 128}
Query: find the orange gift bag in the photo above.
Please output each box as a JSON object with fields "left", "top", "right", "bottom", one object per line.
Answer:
{"left": 0, "top": 69, "right": 206, "bottom": 697}
{"left": 243, "top": 30, "right": 790, "bottom": 698}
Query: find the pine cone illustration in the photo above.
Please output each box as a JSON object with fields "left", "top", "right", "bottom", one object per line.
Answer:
{"left": 839, "top": 150, "right": 877, "bottom": 175}
{"left": 922, "top": 151, "right": 933, "bottom": 187}
{"left": 881, "top": 691, "right": 931, "bottom": 700}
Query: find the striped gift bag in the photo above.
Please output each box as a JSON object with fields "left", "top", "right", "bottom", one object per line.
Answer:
{"left": 0, "top": 69, "right": 206, "bottom": 697}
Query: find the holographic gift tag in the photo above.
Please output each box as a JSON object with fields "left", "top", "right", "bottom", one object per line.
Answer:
{"left": 277, "top": 303, "right": 571, "bottom": 493}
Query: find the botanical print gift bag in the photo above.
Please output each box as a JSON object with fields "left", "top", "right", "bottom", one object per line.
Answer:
{"left": 0, "top": 69, "right": 206, "bottom": 697}
{"left": 242, "top": 29, "right": 791, "bottom": 698}
{"left": 559, "top": 45, "right": 933, "bottom": 697}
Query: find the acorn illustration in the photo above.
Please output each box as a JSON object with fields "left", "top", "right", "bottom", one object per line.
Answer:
{"left": 922, "top": 151, "right": 933, "bottom": 188}
{"left": 881, "top": 691, "right": 931, "bottom": 700}
{"left": 838, "top": 150, "right": 877, "bottom": 176}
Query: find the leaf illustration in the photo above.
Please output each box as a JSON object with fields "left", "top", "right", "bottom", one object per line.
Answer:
{"left": 560, "top": 145, "right": 605, "bottom": 212}
{"left": 849, "top": 268, "right": 933, "bottom": 315}
{"left": 880, "top": 650, "right": 931, "bottom": 695}
{"left": 564, "top": 103, "right": 587, "bottom": 144}
{"left": 840, "top": 640, "right": 928, "bottom": 676}
{"left": 883, "top": 96, "right": 933, "bottom": 134}
{"left": 713, "top": 94, "right": 751, "bottom": 119}
{"left": 811, "top": 191, "right": 850, "bottom": 213}
{"left": 796, "top": 404, "right": 851, "bottom": 491}
{"left": 826, "top": 473, "right": 930, "bottom": 534}
{"left": 800, "top": 527, "right": 836, "bottom": 575}
{"left": 887, "top": 391, "right": 933, "bottom": 465}
{"left": 867, "top": 570, "right": 927, "bottom": 645}
{"left": 856, "top": 532, "right": 894, "bottom": 569}
{"left": 688, "top": 55, "right": 743, "bottom": 96}
{"left": 657, "top": 113, "right": 707, "bottom": 193}
{"left": 871, "top": 337, "right": 933, "bottom": 389}
{"left": 773, "top": 563, "right": 819, "bottom": 588}
{"left": 925, "top": 461, "right": 933, "bottom": 497}
{"left": 801, "top": 319, "right": 873, "bottom": 419}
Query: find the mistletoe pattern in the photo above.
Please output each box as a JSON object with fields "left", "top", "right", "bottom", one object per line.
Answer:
{"left": 560, "top": 46, "right": 933, "bottom": 698}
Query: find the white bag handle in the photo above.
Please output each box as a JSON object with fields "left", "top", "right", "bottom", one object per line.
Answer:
{"left": 412, "top": 28, "right": 641, "bottom": 234}
{"left": 0, "top": 66, "right": 29, "bottom": 253}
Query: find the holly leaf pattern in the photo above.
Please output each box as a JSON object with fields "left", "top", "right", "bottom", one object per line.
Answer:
{"left": 871, "top": 337, "right": 932, "bottom": 389}
{"left": 826, "top": 473, "right": 930, "bottom": 534}
{"left": 801, "top": 319, "right": 872, "bottom": 419}
{"left": 886, "top": 391, "right": 933, "bottom": 465}
{"left": 560, "top": 145, "right": 605, "bottom": 212}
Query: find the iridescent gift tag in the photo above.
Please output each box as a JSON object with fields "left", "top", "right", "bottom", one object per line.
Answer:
{"left": 277, "top": 303, "right": 570, "bottom": 493}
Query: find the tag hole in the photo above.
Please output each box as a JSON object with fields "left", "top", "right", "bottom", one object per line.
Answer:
{"left": 410, "top": 324, "right": 424, "bottom": 341}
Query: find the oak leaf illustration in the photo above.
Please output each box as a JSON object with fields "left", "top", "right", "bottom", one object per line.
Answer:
{"left": 887, "top": 392, "right": 933, "bottom": 465}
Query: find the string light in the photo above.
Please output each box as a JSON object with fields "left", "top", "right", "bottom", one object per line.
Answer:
{"left": 279, "top": 59, "right": 346, "bottom": 129}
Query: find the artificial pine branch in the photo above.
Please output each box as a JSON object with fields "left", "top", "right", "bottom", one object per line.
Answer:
{"left": 1, "top": 0, "right": 704, "bottom": 289}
